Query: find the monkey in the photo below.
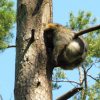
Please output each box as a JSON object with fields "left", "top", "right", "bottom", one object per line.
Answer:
{"left": 44, "top": 23, "right": 75, "bottom": 58}
{"left": 57, "top": 36, "right": 87, "bottom": 70}
{"left": 44, "top": 23, "right": 88, "bottom": 70}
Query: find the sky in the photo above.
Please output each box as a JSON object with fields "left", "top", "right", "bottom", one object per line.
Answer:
{"left": 0, "top": 0, "right": 100, "bottom": 100}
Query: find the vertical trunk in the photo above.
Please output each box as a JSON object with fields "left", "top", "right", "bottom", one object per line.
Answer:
{"left": 78, "top": 66, "right": 84, "bottom": 99}
{"left": 78, "top": 66, "right": 88, "bottom": 100}
{"left": 78, "top": 66, "right": 84, "bottom": 84}
{"left": 82, "top": 66, "right": 88, "bottom": 100}
{"left": 15, "top": 0, "right": 52, "bottom": 100}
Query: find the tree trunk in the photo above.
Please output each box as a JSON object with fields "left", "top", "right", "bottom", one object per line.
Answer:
{"left": 78, "top": 66, "right": 88, "bottom": 100}
{"left": 82, "top": 66, "right": 88, "bottom": 100}
{"left": 78, "top": 66, "right": 84, "bottom": 99}
{"left": 14, "top": 0, "right": 53, "bottom": 100}
{"left": 78, "top": 66, "right": 84, "bottom": 84}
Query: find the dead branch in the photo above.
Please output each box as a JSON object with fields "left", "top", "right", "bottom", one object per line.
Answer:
{"left": 56, "top": 87, "right": 83, "bottom": 100}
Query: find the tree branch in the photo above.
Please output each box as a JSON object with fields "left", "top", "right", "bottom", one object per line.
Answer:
{"left": 7, "top": 45, "right": 16, "bottom": 48}
{"left": 87, "top": 74, "right": 99, "bottom": 82}
{"left": 56, "top": 87, "right": 83, "bottom": 100}
{"left": 74, "top": 25, "right": 100, "bottom": 38}
{"left": 52, "top": 80, "right": 80, "bottom": 85}
{"left": 87, "top": 60, "right": 100, "bottom": 72}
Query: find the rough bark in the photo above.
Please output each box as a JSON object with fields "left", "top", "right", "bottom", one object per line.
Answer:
{"left": 14, "top": 0, "right": 52, "bottom": 100}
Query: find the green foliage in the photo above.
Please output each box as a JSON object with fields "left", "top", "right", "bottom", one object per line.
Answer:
{"left": 52, "top": 82, "right": 61, "bottom": 90}
{"left": 52, "top": 68, "right": 66, "bottom": 89}
{"left": 53, "top": 68, "right": 66, "bottom": 80}
{"left": 73, "top": 80, "right": 100, "bottom": 100}
{"left": 86, "top": 31, "right": 100, "bottom": 58}
{"left": 87, "top": 79, "right": 100, "bottom": 100}
{"left": 68, "top": 11, "right": 96, "bottom": 30}
{"left": 0, "top": 0, "right": 15, "bottom": 50}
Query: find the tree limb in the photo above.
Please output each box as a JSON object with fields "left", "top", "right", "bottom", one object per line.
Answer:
{"left": 52, "top": 80, "right": 80, "bottom": 85}
{"left": 87, "top": 74, "right": 99, "bottom": 82}
{"left": 7, "top": 45, "right": 16, "bottom": 48}
{"left": 87, "top": 60, "right": 100, "bottom": 72}
{"left": 74, "top": 25, "right": 100, "bottom": 38}
{"left": 56, "top": 87, "right": 83, "bottom": 100}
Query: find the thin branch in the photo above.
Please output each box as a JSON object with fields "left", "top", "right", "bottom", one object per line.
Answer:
{"left": 86, "top": 65, "right": 94, "bottom": 73}
{"left": 7, "top": 45, "right": 16, "bottom": 48}
{"left": 87, "top": 74, "right": 99, "bottom": 82}
{"left": 87, "top": 60, "right": 100, "bottom": 72}
{"left": 80, "top": 60, "right": 100, "bottom": 85}
{"left": 74, "top": 24, "right": 100, "bottom": 38}
{"left": 56, "top": 87, "right": 83, "bottom": 100}
{"left": 66, "top": 77, "right": 77, "bottom": 87}
{"left": 52, "top": 80, "right": 80, "bottom": 85}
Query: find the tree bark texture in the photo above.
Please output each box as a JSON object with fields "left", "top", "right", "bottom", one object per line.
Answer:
{"left": 15, "top": 0, "right": 52, "bottom": 100}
